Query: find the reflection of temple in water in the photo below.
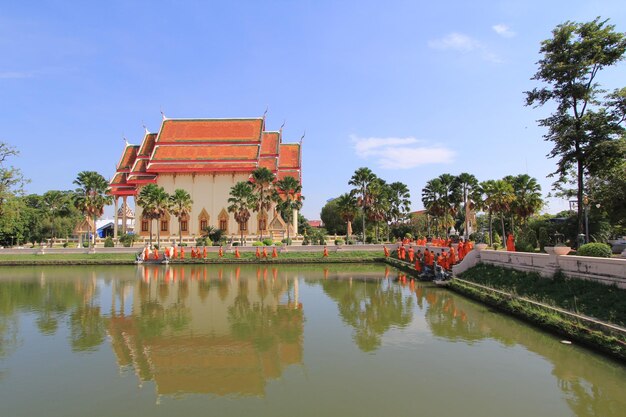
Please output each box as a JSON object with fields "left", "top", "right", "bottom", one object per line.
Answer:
{"left": 107, "top": 265, "right": 303, "bottom": 397}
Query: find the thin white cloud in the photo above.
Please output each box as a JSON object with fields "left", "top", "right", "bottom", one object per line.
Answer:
{"left": 492, "top": 24, "right": 515, "bottom": 38}
{"left": 350, "top": 135, "right": 455, "bottom": 169}
{"left": 428, "top": 32, "right": 502, "bottom": 63}
{"left": 0, "top": 71, "right": 34, "bottom": 79}
{"left": 427, "top": 32, "right": 482, "bottom": 52}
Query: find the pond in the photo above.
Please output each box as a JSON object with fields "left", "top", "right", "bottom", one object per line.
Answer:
{"left": 0, "top": 264, "right": 624, "bottom": 417}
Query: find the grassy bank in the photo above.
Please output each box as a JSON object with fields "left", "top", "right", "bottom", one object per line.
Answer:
{"left": 0, "top": 250, "right": 384, "bottom": 266}
{"left": 458, "top": 264, "right": 626, "bottom": 327}
{"left": 451, "top": 264, "right": 626, "bottom": 362}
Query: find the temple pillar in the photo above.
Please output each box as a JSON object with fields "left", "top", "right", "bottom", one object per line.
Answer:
{"left": 292, "top": 208, "right": 298, "bottom": 235}
{"left": 113, "top": 197, "right": 119, "bottom": 239}
{"left": 122, "top": 196, "right": 128, "bottom": 235}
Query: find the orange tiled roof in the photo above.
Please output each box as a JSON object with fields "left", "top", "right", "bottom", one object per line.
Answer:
{"left": 158, "top": 119, "right": 264, "bottom": 143}
{"left": 151, "top": 144, "right": 259, "bottom": 161}
{"left": 137, "top": 133, "right": 157, "bottom": 157}
{"left": 260, "top": 132, "right": 280, "bottom": 156}
{"left": 110, "top": 116, "right": 302, "bottom": 194}
{"left": 278, "top": 143, "right": 300, "bottom": 169}
{"left": 116, "top": 145, "right": 139, "bottom": 171}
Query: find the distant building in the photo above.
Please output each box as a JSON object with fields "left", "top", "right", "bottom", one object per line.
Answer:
{"left": 109, "top": 117, "right": 302, "bottom": 242}
{"left": 307, "top": 220, "right": 324, "bottom": 228}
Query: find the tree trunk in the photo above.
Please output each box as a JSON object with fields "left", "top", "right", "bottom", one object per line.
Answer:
{"left": 156, "top": 217, "right": 161, "bottom": 249}
{"left": 577, "top": 157, "right": 584, "bottom": 237}
{"left": 501, "top": 214, "right": 506, "bottom": 246}
{"left": 92, "top": 214, "right": 97, "bottom": 249}
{"left": 178, "top": 218, "right": 182, "bottom": 247}
{"left": 464, "top": 188, "right": 469, "bottom": 240}
{"left": 488, "top": 211, "right": 493, "bottom": 246}
{"left": 149, "top": 220, "right": 153, "bottom": 248}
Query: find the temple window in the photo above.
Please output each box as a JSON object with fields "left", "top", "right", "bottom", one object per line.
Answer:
{"left": 200, "top": 219, "right": 208, "bottom": 231}
{"left": 219, "top": 219, "right": 227, "bottom": 231}
{"left": 181, "top": 220, "right": 188, "bottom": 232}
{"left": 161, "top": 220, "right": 168, "bottom": 232}
{"left": 141, "top": 220, "right": 149, "bottom": 232}
{"left": 258, "top": 218, "right": 267, "bottom": 231}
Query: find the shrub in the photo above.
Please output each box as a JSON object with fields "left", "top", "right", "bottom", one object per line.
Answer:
{"left": 335, "top": 238, "right": 344, "bottom": 245}
{"left": 196, "top": 237, "right": 211, "bottom": 247}
{"left": 515, "top": 243, "right": 535, "bottom": 253}
{"left": 232, "top": 242, "right": 239, "bottom": 246}
{"left": 252, "top": 241, "right": 264, "bottom": 247}
{"left": 274, "top": 241, "right": 283, "bottom": 247}
{"left": 577, "top": 243, "right": 612, "bottom": 258}
{"left": 104, "top": 237, "right": 114, "bottom": 247}
{"left": 281, "top": 238, "right": 292, "bottom": 245}
{"left": 404, "top": 233, "right": 413, "bottom": 240}
{"left": 301, "top": 238, "right": 309, "bottom": 245}
{"left": 82, "top": 241, "right": 89, "bottom": 248}
{"left": 262, "top": 238, "right": 274, "bottom": 246}
{"left": 118, "top": 233, "right": 139, "bottom": 248}
{"left": 346, "top": 239, "right": 355, "bottom": 245}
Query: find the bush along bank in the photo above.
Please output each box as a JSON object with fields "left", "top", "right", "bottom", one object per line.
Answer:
{"left": 452, "top": 264, "right": 626, "bottom": 362}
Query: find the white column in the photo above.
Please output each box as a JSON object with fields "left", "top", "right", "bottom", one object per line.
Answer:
{"left": 122, "top": 196, "right": 128, "bottom": 235}
{"left": 113, "top": 197, "right": 119, "bottom": 239}
{"left": 292, "top": 208, "right": 298, "bottom": 235}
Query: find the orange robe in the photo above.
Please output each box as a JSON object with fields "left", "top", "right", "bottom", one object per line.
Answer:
{"left": 218, "top": 247, "right": 224, "bottom": 257}
{"left": 255, "top": 247, "right": 261, "bottom": 258}
{"left": 235, "top": 247, "right": 240, "bottom": 258}
{"left": 408, "top": 247, "right": 415, "bottom": 263}
{"left": 323, "top": 246, "right": 328, "bottom": 257}
{"left": 272, "top": 247, "right": 278, "bottom": 258}
{"left": 203, "top": 246, "right": 208, "bottom": 258}
{"left": 384, "top": 246, "right": 390, "bottom": 257}
{"left": 506, "top": 234, "right": 516, "bottom": 252}
{"left": 153, "top": 249, "right": 159, "bottom": 260}
{"left": 262, "top": 247, "right": 268, "bottom": 258}
{"left": 180, "top": 247, "right": 185, "bottom": 259}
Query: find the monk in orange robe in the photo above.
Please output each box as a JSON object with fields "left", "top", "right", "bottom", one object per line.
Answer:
{"left": 180, "top": 246, "right": 185, "bottom": 259}
{"left": 172, "top": 246, "right": 177, "bottom": 259}
{"left": 262, "top": 247, "right": 268, "bottom": 258}
{"left": 218, "top": 246, "right": 224, "bottom": 258}
{"left": 203, "top": 246, "right": 208, "bottom": 258}
{"left": 235, "top": 247, "right": 240, "bottom": 258}
{"left": 272, "top": 247, "right": 278, "bottom": 258}
{"left": 323, "top": 246, "right": 328, "bottom": 257}
{"left": 408, "top": 246, "right": 415, "bottom": 263}
{"left": 153, "top": 248, "right": 159, "bottom": 260}
{"left": 506, "top": 233, "right": 516, "bottom": 252}
{"left": 255, "top": 247, "right": 261, "bottom": 258}
{"left": 143, "top": 247, "right": 150, "bottom": 261}
{"left": 449, "top": 245, "right": 457, "bottom": 264}
{"left": 414, "top": 256, "right": 422, "bottom": 273}
{"left": 384, "top": 246, "right": 390, "bottom": 257}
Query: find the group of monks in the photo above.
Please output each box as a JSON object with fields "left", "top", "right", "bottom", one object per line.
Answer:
{"left": 142, "top": 245, "right": 226, "bottom": 261}
{"left": 255, "top": 246, "right": 279, "bottom": 259}
{"left": 385, "top": 238, "right": 477, "bottom": 272}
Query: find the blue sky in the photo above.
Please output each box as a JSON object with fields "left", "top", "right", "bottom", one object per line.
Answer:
{"left": 2, "top": 0, "right": 625, "bottom": 219}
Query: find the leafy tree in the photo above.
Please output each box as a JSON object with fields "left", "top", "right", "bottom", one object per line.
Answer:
{"left": 349, "top": 167, "right": 377, "bottom": 243}
{"left": 367, "top": 178, "right": 390, "bottom": 241}
{"left": 422, "top": 174, "right": 459, "bottom": 237}
{"left": 587, "top": 157, "right": 626, "bottom": 236}
{"left": 335, "top": 193, "right": 358, "bottom": 241}
{"left": 482, "top": 179, "right": 515, "bottom": 245}
{"left": 505, "top": 174, "right": 543, "bottom": 228}
{"left": 320, "top": 200, "right": 345, "bottom": 235}
{"left": 387, "top": 181, "right": 411, "bottom": 226}
{"left": 137, "top": 183, "right": 170, "bottom": 249}
{"left": 228, "top": 181, "right": 257, "bottom": 245}
{"left": 274, "top": 175, "right": 303, "bottom": 245}
{"left": 0, "top": 142, "right": 27, "bottom": 218}
{"left": 525, "top": 17, "right": 626, "bottom": 236}
{"left": 249, "top": 167, "right": 276, "bottom": 240}
{"left": 168, "top": 188, "right": 193, "bottom": 246}
{"left": 72, "top": 171, "right": 112, "bottom": 248}
{"left": 453, "top": 173, "right": 478, "bottom": 239}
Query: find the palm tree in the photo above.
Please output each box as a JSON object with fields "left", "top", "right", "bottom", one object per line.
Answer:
{"left": 367, "top": 178, "right": 390, "bottom": 241}
{"left": 335, "top": 193, "right": 358, "bottom": 242}
{"left": 249, "top": 167, "right": 275, "bottom": 241}
{"left": 387, "top": 181, "right": 411, "bottom": 240}
{"left": 453, "top": 173, "right": 478, "bottom": 239}
{"left": 274, "top": 176, "right": 303, "bottom": 245}
{"left": 228, "top": 181, "right": 257, "bottom": 245}
{"left": 349, "top": 167, "right": 377, "bottom": 243}
{"left": 73, "top": 171, "right": 112, "bottom": 249}
{"left": 169, "top": 188, "right": 193, "bottom": 246}
{"left": 137, "top": 184, "right": 170, "bottom": 249}
{"left": 482, "top": 179, "right": 515, "bottom": 245}
{"left": 508, "top": 174, "right": 543, "bottom": 225}
{"left": 42, "top": 190, "right": 69, "bottom": 245}
{"left": 422, "top": 174, "right": 459, "bottom": 237}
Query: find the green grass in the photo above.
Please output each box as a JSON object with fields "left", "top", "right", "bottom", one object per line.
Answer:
{"left": 0, "top": 250, "right": 385, "bottom": 265}
{"left": 459, "top": 264, "right": 626, "bottom": 327}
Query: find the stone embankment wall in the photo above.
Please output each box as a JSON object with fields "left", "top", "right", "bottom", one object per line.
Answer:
{"left": 453, "top": 249, "right": 626, "bottom": 288}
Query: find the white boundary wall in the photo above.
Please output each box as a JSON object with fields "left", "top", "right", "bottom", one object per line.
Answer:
{"left": 453, "top": 249, "right": 626, "bottom": 288}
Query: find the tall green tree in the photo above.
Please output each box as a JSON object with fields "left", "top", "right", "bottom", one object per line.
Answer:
{"left": 137, "top": 184, "right": 170, "bottom": 249}
{"left": 169, "top": 188, "right": 193, "bottom": 246}
{"left": 482, "top": 179, "right": 515, "bottom": 245}
{"left": 249, "top": 167, "right": 276, "bottom": 240}
{"left": 349, "top": 167, "right": 377, "bottom": 243}
{"left": 387, "top": 182, "right": 412, "bottom": 226}
{"left": 73, "top": 171, "right": 112, "bottom": 248}
{"left": 422, "top": 174, "right": 459, "bottom": 237}
{"left": 453, "top": 173, "right": 478, "bottom": 239}
{"left": 506, "top": 174, "right": 543, "bottom": 227}
{"left": 367, "top": 178, "right": 390, "bottom": 241}
{"left": 525, "top": 17, "right": 626, "bottom": 236}
{"left": 274, "top": 175, "right": 303, "bottom": 245}
{"left": 228, "top": 181, "right": 257, "bottom": 245}
{"left": 0, "top": 142, "right": 27, "bottom": 218}
{"left": 335, "top": 193, "right": 358, "bottom": 241}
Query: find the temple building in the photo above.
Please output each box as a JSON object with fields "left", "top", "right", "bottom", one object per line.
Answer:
{"left": 109, "top": 117, "right": 302, "bottom": 243}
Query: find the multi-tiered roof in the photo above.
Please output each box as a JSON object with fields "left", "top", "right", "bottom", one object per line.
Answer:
{"left": 109, "top": 117, "right": 302, "bottom": 196}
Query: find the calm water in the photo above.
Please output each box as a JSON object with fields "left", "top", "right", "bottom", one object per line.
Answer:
{"left": 0, "top": 264, "right": 624, "bottom": 417}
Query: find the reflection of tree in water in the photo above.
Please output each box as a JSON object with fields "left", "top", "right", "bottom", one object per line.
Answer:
{"left": 421, "top": 287, "right": 486, "bottom": 343}
{"left": 418, "top": 284, "right": 626, "bottom": 417}
{"left": 322, "top": 279, "right": 413, "bottom": 352}
{"left": 228, "top": 278, "right": 303, "bottom": 352}
{"left": 70, "top": 305, "right": 106, "bottom": 352}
